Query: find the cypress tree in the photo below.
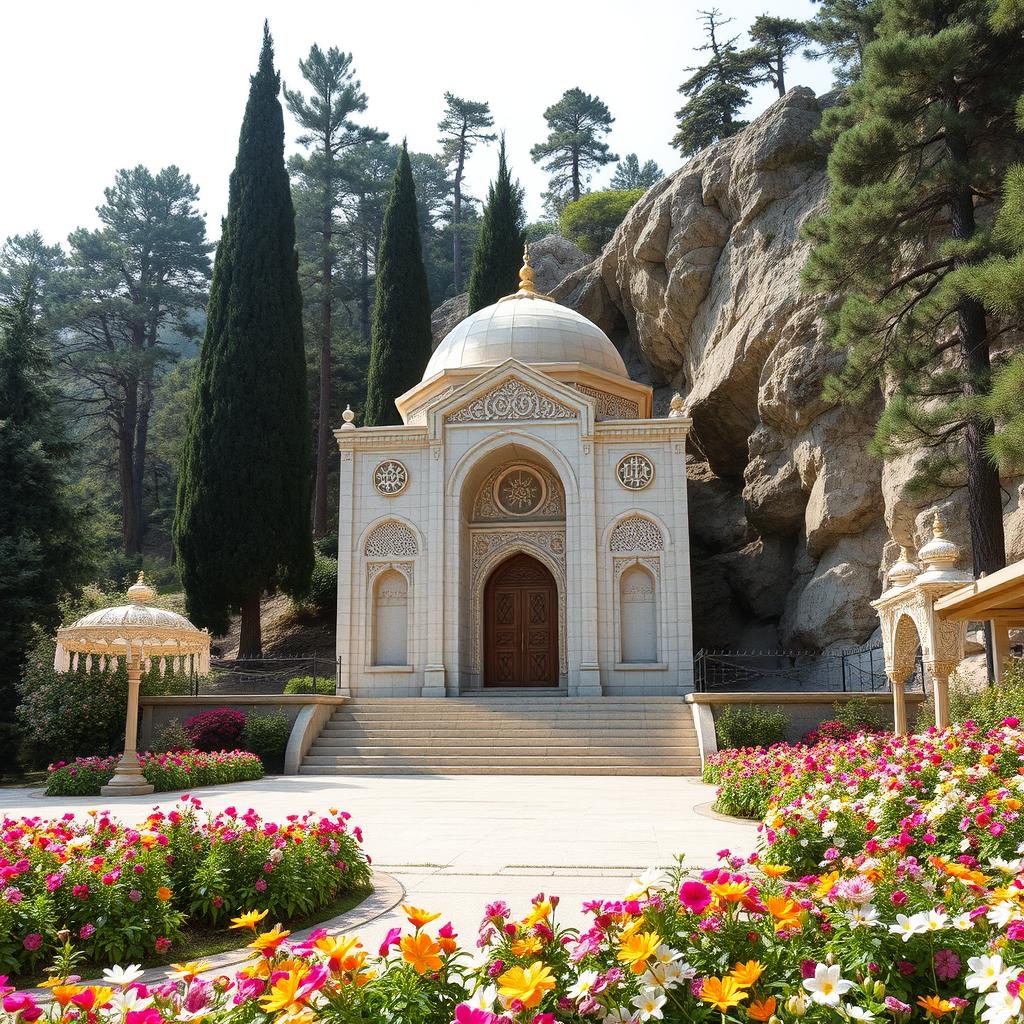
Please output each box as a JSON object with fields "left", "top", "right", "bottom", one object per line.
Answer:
{"left": 467, "top": 137, "right": 526, "bottom": 313}
{"left": 174, "top": 24, "right": 313, "bottom": 657}
{"left": 802, "top": 0, "right": 1024, "bottom": 576}
{"left": 0, "top": 284, "right": 92, "bottom": 749}
{"left": 363, "top": 143, "right": 433, "bottom": 426}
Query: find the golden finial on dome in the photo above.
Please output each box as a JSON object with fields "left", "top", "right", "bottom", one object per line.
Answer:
{"left": 127, "top": 570, "right": 155, "bottom": 604}
{"left": 499, "top": 243, "right": 554, "bottom": 302}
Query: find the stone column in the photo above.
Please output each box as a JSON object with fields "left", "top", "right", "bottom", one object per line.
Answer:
{"left": 992, "top": 620, "right": 1011, "bottom": 685}
{"left": 930, "top": 665, "right": 951, "bottom": 730}
{"left": 890, "top": 675, "right": 908, "bottom": 737}
{"left": 423, "top": 443, "right": 447, "bottom": 696}
{"left": 101, "top": 656, "right": 154, "bottom": 797}
{"left": 575, "top": 437, "right": 602, "bottom": 695}
{"left": 335, "top": 448, "right": 355, "bottom": 696}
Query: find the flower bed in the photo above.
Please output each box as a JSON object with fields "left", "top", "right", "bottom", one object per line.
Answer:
{"left": 3, "top": 849, "right": 1022, "bottom": 1024}
{"left": 45, "top": 750, "right": 264, "bottom": 796}
{"left": 0, "top": 798, "right": 370, "bottom": 976}
{"left": 704, "top": 720, "right": 1024, "bottom": 875}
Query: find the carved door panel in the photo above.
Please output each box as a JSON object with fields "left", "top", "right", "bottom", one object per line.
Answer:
{"left": 484, "top": 554, "right": 558, "bottom": 687}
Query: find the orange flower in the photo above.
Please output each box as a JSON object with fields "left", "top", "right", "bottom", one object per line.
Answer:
{"left": 522, "top": 900, "right": 553, "bottom": 929}
{"left": 156, "top": 886, "right": 172, "bottom": 901}
{"left": 400, "top": 932, "right": 443, "bottom": 975}
{"left": 814, "top": 871, "right": 840, "bottom": 897}
{"left": 314, "top": 935, "right": 362, "bottom": 973}
{"left": 748, "top": 996, "right": 777, "bottom": 1022}
{"left": 402, "top": 904, "right": 441, "bottom": 930}
{"left": 512, "top": 935, "right": 543, "bottom": 957}
{"left": 710, "top": 880, "right": 751, "bottom": 903}
{"left": 50, "top": 985, "right": 84, "bottom": 1008}
{"left": 700, "top": 976, "right": 748, "bottom": 1012}
{"left": 229, "top": 909, "right": 269, "bottom": 931}
{"left": 616, "top": 931, "right": 663, "bottom": 975}
{"left": 762, "top": 895, "right": 802, "bottom": 933}
{"left": 759, "top": 864, "right": 791, "bottom": 878}
{"left": 497, "top": 962, "right": 556, "bottom": 1010}
{"left": 918, "top": 995, "right": 955, "bottom": 1018}
{"left": 248, "top": 924, "right": 291, "bottom": 956}
{"left": 730, "top": 960, "right": 765, "bottom": 988}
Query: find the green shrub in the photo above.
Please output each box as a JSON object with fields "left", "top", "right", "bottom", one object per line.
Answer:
{"left": 832, "top": 695, "right": 889, "bottom": 732}
{"left": 315, "top": 534, "right": 338, "bottom": 558}
{"left": 243, "top": 712, "right": 291, "bottom": 772}
{"left": 285, "top": 675, "right": 335, "bottom": 695}
{"left": 917, "top": 658, "right": 1024, "bottom": 731}
{"left": 151, "top": 718, "right": 192, "bottom": 753}
{"left": 559, "top": 189, "right": 645, "bottom": 255}
{"left": 714, "top": 704, "right": 789, "bottom": 750}
{"left": 309, "top": 554, "right": 338, "bottom": 615}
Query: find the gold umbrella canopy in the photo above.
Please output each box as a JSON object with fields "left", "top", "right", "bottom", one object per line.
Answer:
{"left": 54, "top": 571, "right": 210, "bottom": 677}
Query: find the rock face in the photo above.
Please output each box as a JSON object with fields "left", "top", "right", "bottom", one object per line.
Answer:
{"left": 430, "top": 234, "right": 589, "bottom": 348}
{"left": 552, "top": 87, "right": 1024, "bottom": 653}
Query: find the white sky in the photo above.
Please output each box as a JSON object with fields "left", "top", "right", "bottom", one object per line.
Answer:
{"left": 0, "top": 0, "right": 834, "bottom": 246}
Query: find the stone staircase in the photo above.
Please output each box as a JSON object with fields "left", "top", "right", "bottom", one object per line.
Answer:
{"left": 299, "top": 695, "right": 702, "bottom": 776}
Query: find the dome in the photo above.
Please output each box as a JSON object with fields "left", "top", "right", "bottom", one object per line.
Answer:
{"left": 423, "top": 253, "right": 628, "bottom": 381}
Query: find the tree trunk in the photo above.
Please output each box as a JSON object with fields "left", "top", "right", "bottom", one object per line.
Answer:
{"left": 312, "top": 196, "right": 333, "bottom": 538}
{"left": 360, "top": 223, "right": 371, "bottom": 341}
{"left": 950, "top": 185, "right": 1006, "bottom": 575}
{"left": 118, "top": 377, "right": 141, "bottom": 554}
{"left": 453, "top": 147, "right": 465, "bottom": 293}
{"left": 239, "top": 592, "right": 263, "bottom": 658}
{"left": 572, "top": 149, "right": 581, "bottom": 203}
{"left": 776, "top": 54, "right": 786, "bottom": 95}
{"left": 131, "top": 374, "right": 153, "bottom": 554}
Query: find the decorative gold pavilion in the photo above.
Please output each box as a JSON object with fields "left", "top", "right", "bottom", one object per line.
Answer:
{"left": 54, "top": 572, "right": 210, "bottom": 795}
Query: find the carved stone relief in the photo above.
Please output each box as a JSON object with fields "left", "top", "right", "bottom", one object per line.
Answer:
{"left": 609, "top": 516, "right": 664, "bottom": 553}
{"left": 472, "top": 464, "right": 565, "bottom": 522}
{"left": 364, "top": 521, "right": 419, "bottom": 558}
{"left": 445, "top": 378, "right": 577, "bottom": 423}
{"left": 572, "top": 383, "right": 639, "bottom": 420}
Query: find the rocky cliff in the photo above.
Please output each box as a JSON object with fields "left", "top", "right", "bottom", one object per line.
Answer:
{"left": 551, "top": 87, "right": 1023, "bottom": 653}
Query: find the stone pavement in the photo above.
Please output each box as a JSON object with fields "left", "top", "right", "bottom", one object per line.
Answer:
{"left": 1, "top": 773, "right": 756, "bottom": 950}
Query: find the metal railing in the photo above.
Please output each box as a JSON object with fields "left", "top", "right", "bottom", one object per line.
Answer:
{"left": 177, "top": 656, "right": 339, "bottom": 697}
{"left": 693, "top": 645, "right": 926, "bottom": 694}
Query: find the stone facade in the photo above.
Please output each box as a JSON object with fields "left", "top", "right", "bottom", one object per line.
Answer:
{"left": 335, "top": 281, "right": 694, "bottom": 698}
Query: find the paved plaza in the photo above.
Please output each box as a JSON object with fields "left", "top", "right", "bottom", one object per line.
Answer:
{"left": 1, "top": 773, "right": 756, "bottom": 948}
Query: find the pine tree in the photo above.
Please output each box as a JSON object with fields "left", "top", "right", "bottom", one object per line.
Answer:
{"left": 0, "top": 283, "right": 92, "bottom": 749}
{"left": 530, "top": 88, "right": 617, "bottom": 204}
{"left": 467, "top": 138, "right": 526, "bottom": 314}
{"left": 363, "top": 144, "right": 433, "bottom": 427}
{"left": 609, "top": 154, "right": 663, "bottom": 191}
{"left": 802, "top": 0, "right": 1024, "bottom": 576}
{"left": 438, "top": 93, "right": 496, "bottom": 293}
{"left": 672, "top": 9, "right": 758, "bottom": 156}
{"left": 174, "top": 24, "right": 313, "bottom": 657}
{"left": 746, "top": 15, "right": 810, "bottom": 96}
{"left": 285, "top": 44, "right": 384, "bottom": 540}
{"left": 804, "top": 0, "right": 881, "bottom": 86}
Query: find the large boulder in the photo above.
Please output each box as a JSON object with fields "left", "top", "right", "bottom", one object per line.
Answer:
{"left": 551, "top": 87, "right": 1023, "bottom": 652}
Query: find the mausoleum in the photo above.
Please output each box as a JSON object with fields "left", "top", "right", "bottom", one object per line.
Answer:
{"left": 334, "top": 252, "right": 694, "bottom": 697}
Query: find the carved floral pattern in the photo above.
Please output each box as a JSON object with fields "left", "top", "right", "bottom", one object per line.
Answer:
{"left": 373, "top": 460, "right": 409, "bottom": 496}
{"left": 472, "top": 465, "right": 564, "bottom": 522}
{"left": 445, "top": 378, "right": 577, "bottom": 423}
{"left": 616, "top": 453, "right": 655, "bottom": 491}
{"left": 572, "top": 384, "right": 639, "bottom": 420}
{"left": 609, "top": 516, "right": 664, "bottom": 553}
{"left": 364, "top": 521, "right": 418, "bottom": 558}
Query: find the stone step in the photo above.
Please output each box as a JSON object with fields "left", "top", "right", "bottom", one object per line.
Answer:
{"left": 301, "top": 754, "right": 702, "bottom": 769}
{"left": 308, "top": 742, "right": 698, "bottom": 756}
{"left": 298, "top": 764, "right": 701, "bottom": 776}
{"left": 331, "top": 710, "right": 693, "bottom": 722}
{"left": 317, "top": 729, "right": 696, "bottom": 742}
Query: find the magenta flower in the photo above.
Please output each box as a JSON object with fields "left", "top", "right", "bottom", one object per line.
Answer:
{"left": 22, "top": 933, "right": 42, "bottom": 952}
{"left": 378, "top": 927, "right": 402, "bottom": 956}
{"left": 934, "top": 949, "right": 961, "bottom": 980}
{"left": 679, "top": 880, "right": 712, "bottom": 913}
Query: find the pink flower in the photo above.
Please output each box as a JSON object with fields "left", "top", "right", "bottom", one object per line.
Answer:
{"left": 154, "top": 937, "right": 172, "bottom": 953}
{"left": 378, "top": 927, "right": 402, "bottom": 956}
{"left": 934, "top": 949, "right": 961, "bottom": 980}
{"left": 679, "top": 880, "right": 712, "bottom": 913}
{"left": 454, "top": 1007, "right": 498, "bottom": 1024}
{"left": 22, "top": 933, "right": 41, "bottom": 952}
{"left": 79, "top": 924, "right": 96, "bottom": 939}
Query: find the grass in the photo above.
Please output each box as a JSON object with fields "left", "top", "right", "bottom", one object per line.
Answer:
{"left": 18, "top": 884, "right": 374, "bottom": 987}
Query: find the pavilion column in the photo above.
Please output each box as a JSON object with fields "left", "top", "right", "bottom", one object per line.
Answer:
{"left": 930, "top": 665, "right": 951, "bottom": 730}
{"left": 423, "top": 441, "right": 447, "bottom": 697}
{"left": 890, "top": 675, "right": 908, "bottom": 737}
{"left": 992, "top": 621, "right": 1011, "bottom": 684}
{"left": 101, "top": 655, "right": 154, "bottom": 797}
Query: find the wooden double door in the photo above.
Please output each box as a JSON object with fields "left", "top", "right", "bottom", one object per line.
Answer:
{"left": 484, "top": 553, "right": 559, "bottom": 687}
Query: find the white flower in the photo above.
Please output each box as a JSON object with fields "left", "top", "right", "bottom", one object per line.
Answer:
{"left": 952, "top": 912, "right": 975, "bottom": 931}
{"left": 627, "top": 867, "right": 668, "bottom": 895}
{"left": 822, "top": 819, "right": 838, "bottom": 837}
{"left": 108, "top": 988, "right": 153, "bottom": 1014}
{"left": 888, "top": 914, "right": 923, "bottom": 941}
{"left": 664, "top": 960, "right": 695, "bottom": 984}
{"left": 567, "top": 970, "right": 599, "bottom": 1001}
{"left": 631, "top": 988, "right": 667, "bottom": 1021}
{"left": 803, "top": 964, "right": 855, "bottom": 1006}
{"left": 988, "top": 857, "right": 1024, "bottom": 876}
{"left": 844, "top": 905, "right": 882, "bottom": 929}
{"left": 920, "top": 910, "right": 948, "bottom": 932}
{"left": 988, "top": 902, "right": 1021, "bottom": 928}
{"left": 967, "top": 954, "right": 1008, "bottom": 993}
{"left": 603, "top": 1010, "right": 632, "bottom": 1024}
{"left": 845, "top": 1005, "right": 875, "bottom": 1021}
{"left": 466, "top": 984, "right": 498, "bottom": 1010}
{"left": 653, "top": 943, "right": 682, "bottom": 965}
{"left": 102, "top": 964, "right": 145, "bottom": 987}
{"left": 984, "top": 983, "right": 1022, "bottom": 1024}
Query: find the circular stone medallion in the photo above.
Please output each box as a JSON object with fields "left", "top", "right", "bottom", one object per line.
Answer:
{"left": 616, "top": 453, "right": 655, "bottom": 491}
{"left": 494, "top": 466, "right": 546, "bottom": 517}
{"left": 373, "top": 460, "right": 409, "bottom": 496}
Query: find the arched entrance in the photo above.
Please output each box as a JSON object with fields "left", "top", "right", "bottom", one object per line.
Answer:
{"left": 484, "top": 553, "right": 559, "bottom": 687}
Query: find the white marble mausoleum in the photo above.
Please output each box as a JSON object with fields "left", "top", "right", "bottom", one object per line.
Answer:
{"left": 334, "top": 255, "right": 694, "bottom": 697}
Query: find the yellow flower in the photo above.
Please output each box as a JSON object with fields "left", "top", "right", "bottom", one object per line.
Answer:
{"left": 814, "top": 871, "right": 840, "bottom": 897}
{"left": 918, "top": 996, "right": 956, "bottom": 1018}
{"left": 710, "top": 880, "right": 751, "bottom": 903}
{"left": 248, "top": 924, "right": 291, "bottom": 956}
{"left": 402, "top": 904, "right": 441, "bottom": 930}
{"left": 730, "top": 960, "right": 765, "bottom": 988}
{"left": 760, "top": 864, "right": 791, "bottom": 878}
{"left": 155, "top": 886, "right": 172, "bottom": 901}
{"left": 522, "top": 900, "right": 553, "bottom": 929}
{"left": 315, "top": 935, "right": 363, "bottom": 973}
{"left": 763, "top": 894, "right": 803, "bottom": 933}
{"left": 259, "top": 970, "right": 308, "bottom": 1015}
{"left": 512, "top": 935, "right": 544, "bottom": 957}
{"left": 701, "top": 976, "right": 749, "bottom": 1012}
{"left": 169, "top": 962, "right": 212, "bottom": 982}
{"left": 497, "top": 961, "right": 556, "bottom": 1010}
{"left": 616, "top": 931, "right": 663, "bottom": 975}
{"left": 748, "top": 996, "right": 778, "bottom": 1022}
{"left": 230, "top": 909, "right": 269, "bottom": 931}
{"left": 400, "top": 932, "right": 443, "bottom": 975}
